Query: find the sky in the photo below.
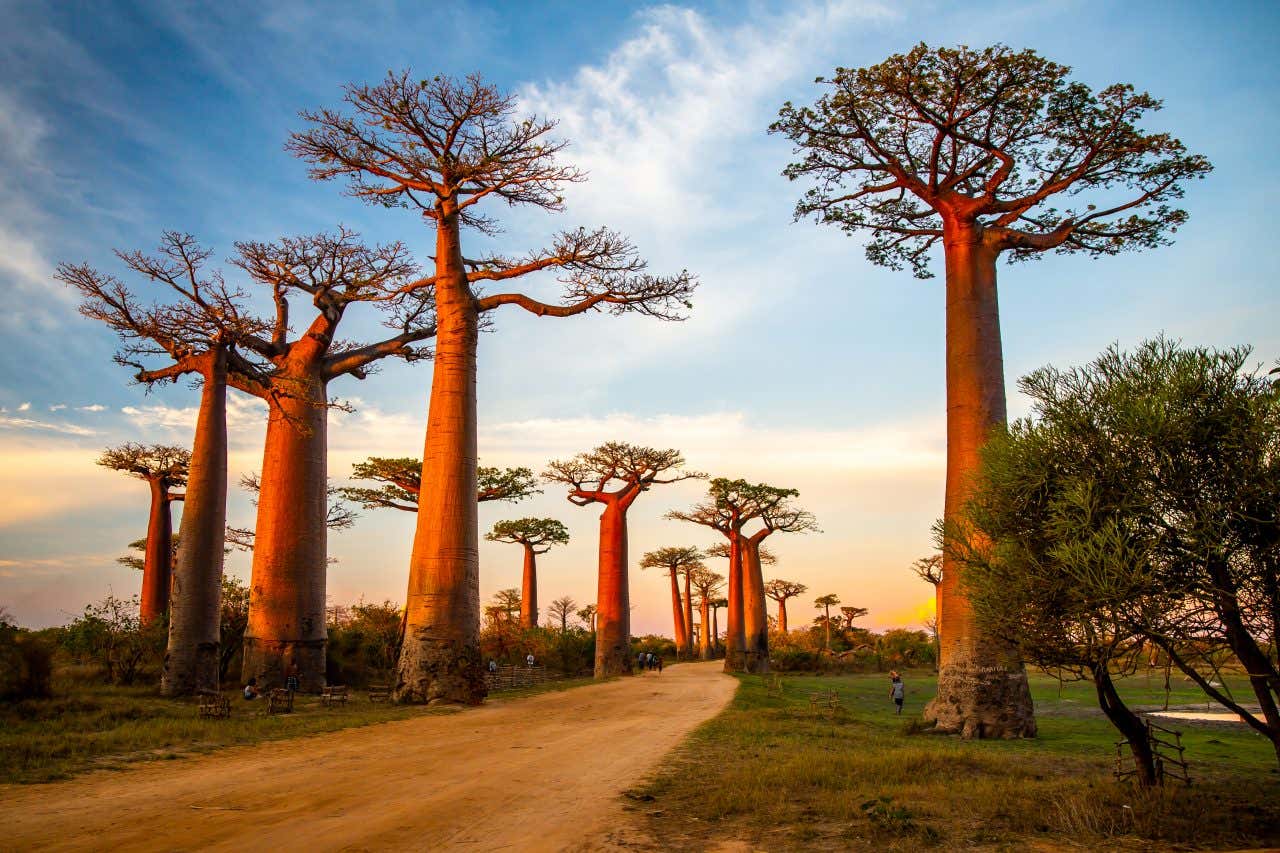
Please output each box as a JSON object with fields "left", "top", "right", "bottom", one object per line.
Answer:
{"left": 1, "top": 0, "right": 1277, "bottom": 636}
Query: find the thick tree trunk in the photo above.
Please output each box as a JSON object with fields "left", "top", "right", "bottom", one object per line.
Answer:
{"left": 724, "top": 533, "right": 746, "bottom": 672}
{"left": 742, "top": 538, "right": 769, "bottom": 673}
{"left": 594, "top": 501, "right": 631, "bottom": 678}
{"left": 162, "top": 353, "right": 227, "bottom": 696}
{"left": 924, "top": 224, "right": 1036, "bottom": 739}
{"left": 824, "top": 608, "right": 831, "bottom": 650}
{"left": 682, "top": 570, "right": 694, "bottom": 659}
{"left": 699, "top": 596, "right": 711, "bottom": 660}
{"left": 397, "top": 211, "right": 485, "bottom": 705}
{"left": 1094, "top": 662, "right": 1158, "bottom": 786}
{"left": 777, "top": 598, "right": 788, "bottom": 634}
{"left": 712, "top": 606, "right": 720, "bottom": 655}
{"left": 139, "top": 478, "right": 173, "bottom": 625}
{"left": 521, "top": 545, "right": 538, "bottom": 629}
{"left": 668, "top": 568, "right": 688, "bottom": 657}
{"left": 241, "top": 368, "right": 329, "bottom": 692}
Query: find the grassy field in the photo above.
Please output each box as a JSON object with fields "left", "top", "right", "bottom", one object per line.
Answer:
{"left": 634, "top": 669, "right": 1280, "bottom": 851}
{"left": 0, "top": 670, "right": 593, "bottom": 784}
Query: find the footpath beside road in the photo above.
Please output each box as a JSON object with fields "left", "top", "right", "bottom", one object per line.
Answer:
{"left": 0, "top": 661, "right": 736, "bottom": 852}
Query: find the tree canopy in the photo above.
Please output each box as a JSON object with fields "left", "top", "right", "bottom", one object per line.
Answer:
{"left": 341, "top": 456, "right": 540, "bottom": 512}
{"left": 485, "top": 518, "right": 570, "bottom": 552}
{"left": 544, "top": 442, "right": 703, "bottom": 506}
{"left": 639, "top": 546, "right": 706, "bottom": 575}
{"left": 97, "top": 444, "right": 189, "bottom": 486}
{"left": 771, "top": 43, "right": 1212, "bottom": 277}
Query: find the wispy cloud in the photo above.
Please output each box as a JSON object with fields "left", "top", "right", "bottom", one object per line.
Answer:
{"left": 16, "top": 402, "right": 30, "bottom": 411}
{"left": 49, "top": 404, "right": 66, "bottom": 411}
{"left": 0, "top": 414, "right": 96, "bottom": 436}
{"left": 78, "top": 404, "right": 106, "bottom": 412}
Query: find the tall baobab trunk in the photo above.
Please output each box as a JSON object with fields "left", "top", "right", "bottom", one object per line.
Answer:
{"left": 139, "top": 477, "right": 175, "bottom": 625}
{"left": 823, "top": 605, "right": 832, "bottom": 650}
{"left": 682, "top": 570, "right": 694, "bottom": 659}
{"left": 925, "top": 224, "right": 1036, "bottom": 738}
{"left": 162, "top": 352, "right": 227, "bottom": 696}
{"left": 724, "top": 535, "right": 746, "bottom": 673}
{"left": 398, "top": 207, "right": 485, "bottom": 704}
{"left": 699, "top": 595, "right": 711, "bottom": 660}
{"left": 668, "top": 568, "right": 688, "bottom": 656}
{"left": 777, "top": 598, "right": 789, "bottom": 633}
{"left": 712, "top": 604, "right": 720, "bottom": 655}
{"left": 741, "top": 538, "right": 769, "bottom": 673}
{"left": 594, "top": 501, "right": 631, "bottom": 677}
{"left": 521, "top": 545, "right": 538, "bottom": 629}
{"left": 242, "top": 368, "right": 329, "bottom": 692}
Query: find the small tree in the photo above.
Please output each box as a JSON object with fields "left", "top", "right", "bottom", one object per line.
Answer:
{"left": 485, "top": 518, "right": 570, "bottom": 628}
{"left": 62, "top": 595, "right": 165, "bottom": 685}
{"left": 773, "top": 43, "right": 1211, "bottom": 739}
{"left": 547, "top": 596, "right": 577, "bottom": 633}
{"left": 218, "top": 575, "right": 251, "bottom": 683}
{"left": 291, "top": 72, "right": 696, "bottom": 705}
{"left": 98, "top": 444, "right": 188, "bottom": 625}
{"left": 814, "top": 594, "right": 840, "bottom": 651}
{"left": 576, "top": 604, "right": 598, "bottom": 633}
{"left": 341, "top": 457, "right": 539, "bottom": 511}
{"left": 545, "top": 442, "right": 701, "bottom": 677}
{"left": 839, "top": 606, "right": 869, "bottom": 630}
{"left": 764, "top": 579, "right": 808, "bottom": 634}
{"left": 640, "top": 546, "right": 705, "bottom": 659}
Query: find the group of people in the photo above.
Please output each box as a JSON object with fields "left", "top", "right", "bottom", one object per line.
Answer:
{"left": 636, "top": 652, "right": 663, "bottom": 673}
{"left": 242, "top": 662, "right": 300, "bottom": 700}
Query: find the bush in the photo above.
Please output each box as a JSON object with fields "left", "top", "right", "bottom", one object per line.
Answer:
{"left": 326, "top": 600, "right": 402, "bottom": 687}
{"left": 0, "top": 620, "right": 53, "bottom": 701}
{"left": 59, "top": 595, "right": 165, "bottom": 685}
{"left": 630, "top": 634, "right": 677, "bottom": 662}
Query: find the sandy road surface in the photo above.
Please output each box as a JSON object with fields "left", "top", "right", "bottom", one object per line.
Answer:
{"left": 1, "top": 662, "right": 735, "bottom": 852}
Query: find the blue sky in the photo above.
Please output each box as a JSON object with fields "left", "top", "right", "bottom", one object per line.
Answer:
{"left": 1, "top": 0, "right": 1277, "bottom": 633}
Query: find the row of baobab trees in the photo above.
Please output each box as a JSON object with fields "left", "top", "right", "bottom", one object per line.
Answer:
{"left": 68, "top": 40, "right": 1209, "bottom": 737}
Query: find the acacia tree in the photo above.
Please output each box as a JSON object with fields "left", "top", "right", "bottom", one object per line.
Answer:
{"left": 689, "top": 566, "right": 725, "bottom": 660}
{"left": 547, "top": 596, "right": 577, "bottom": 633}
{"left": 61, "top": 234, "right": 270, "bottom": 696}
{"left": 764, "top": 579, "right": 808, "bottom": 633}
{"left": 97, "top": 444, "right": 189, "bottom": 624}
{"left": 485, "top": 518, "right": 570, "bottom": 628}
{"left": 341, "top": 457, "right": 539, "bottom": 511}
{"left": 290, "top": 72, "right": 696, "bottom": 704}
{"left": 814, "top": 594, "right": 840, "bottom": 651}
{"left": 228, "top": 230, "right": 435, "bottom": 691}
{"left": 640, "top": 547, "right": 704, "bottom": 659}
{"left": 772, "top": 44, "right": 1210, "bottom": 737}
{"left": 545, "top": 443, "right": 701, "bottom": 678}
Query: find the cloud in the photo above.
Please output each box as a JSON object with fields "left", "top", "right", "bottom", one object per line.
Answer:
{"left": 0, "top": 414, "right": 96, "bottom": 437}
{"left": 78, "top": 404, "right": 106, "bottom": 412}
{"left": 17, "top": 402, "right": 30, "bottom": 411}
{"left": 121, "top": 395, "right": 266, "bottom": 437}
{"left": 49, "top": 404, "right": 66, "bottom": 411}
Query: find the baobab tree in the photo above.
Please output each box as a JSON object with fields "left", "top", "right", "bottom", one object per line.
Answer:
{"left": 669, "top": 479, "right": 814, "bottom": 673}
{"left": 689, "top": 566, "right": 725, "bottom": 661}
{"left": 60, "top": 233, "right": 270, "bottom": 696}
{"left": 228, "top": 230, "right": 435, "bottom": 691}
{"left": 711, "top": 597, "right": 728, "bottom": 654}
{"left": 912, "top": 553, "right": 943, "bottom": 638}
{"left": 290, "top": 72, "right": 696, "bottom": 704}
{"left": 814, "top": 594, "right": 840, "bottom": 651}
{"left": 485, "top": 518, "right": 570, "bottom": 628}
{"left": 577, "top": 604, "right": 598, "bottom": 633}
{"left": 840, "top": 605, "right": 869, "bottom": 630}
{"left": 545, "top": 442, "right": 701, "bottom": 678}
{"left": 97, "top": 444, "right": 189, "bottom": 624}
{"left": 764, "top": 579, "right": 808, "bottom": 633}
{"left": 547, "top": 596, "right": 577, "bottom": 633}
{"left": 772, "top": 44, "right": 1210, "bottom": 737}
{"left": 341, "top": 457, "right": 539, "bottom": 512}
{"left": 639, "top": 547, "right": 704, "bottom": 659}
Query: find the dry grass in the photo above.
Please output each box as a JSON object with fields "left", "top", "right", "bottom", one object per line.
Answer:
{"left": 634, "top": 671, "right": 1280, "bottom": 851}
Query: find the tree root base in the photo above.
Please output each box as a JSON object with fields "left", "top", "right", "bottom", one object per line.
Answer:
{"left": 924, "top": 662, "right": 1037, "bottom": 739}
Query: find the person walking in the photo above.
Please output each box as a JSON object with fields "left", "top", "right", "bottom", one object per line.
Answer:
{"left": 656, "top": 655, "right": 663, "bottom": 674}
{"left": 888, "top": 671, "right": 905, "bottom": 715}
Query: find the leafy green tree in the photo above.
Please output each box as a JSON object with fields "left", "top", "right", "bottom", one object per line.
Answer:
{"left": 341, "top": 457, "right": 539, "bottom": 512}
{"left": 955, "top": 337, "right": 1280, "bottom": 771}
{"left": 773, "top": 43, "right": 1211, "bottom": 739}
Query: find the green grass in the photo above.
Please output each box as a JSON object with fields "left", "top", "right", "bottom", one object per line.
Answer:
{"left": 0, "top": 670, "right": 593, "bottom": 785}
{"left": 635, "top": 670, "right": 1280, "bottom": 851}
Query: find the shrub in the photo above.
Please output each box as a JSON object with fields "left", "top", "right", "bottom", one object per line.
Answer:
{"left": 326, "top": 600, "right": 402, "bottom": 687}
{"left": 59, "top": 595, "right": 166, "bottom": 685}
{"left": 0, "top": 619, "right": 53, "bottom": 701}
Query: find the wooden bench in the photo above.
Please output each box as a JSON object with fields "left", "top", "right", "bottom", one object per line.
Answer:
{"left": 367, "top": 684, "right": 391, "bottom": 703}
{"left": 197, "top": 690, "right": 231, "bottom": 719}
{"left": 321, "top": 685, "right": 348, "bottom": 708}
{"left": 267, "top": 688, "right": 293, "bottom": 715}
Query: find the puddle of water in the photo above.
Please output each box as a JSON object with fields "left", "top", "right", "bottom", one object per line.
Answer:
{"left": 1149, "top": 711, "right": 1244, "bottom": 723}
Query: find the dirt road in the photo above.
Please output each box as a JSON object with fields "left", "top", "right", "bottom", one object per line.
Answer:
{"left": 1, "top": 661, "right": 735, "bottom": 852}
